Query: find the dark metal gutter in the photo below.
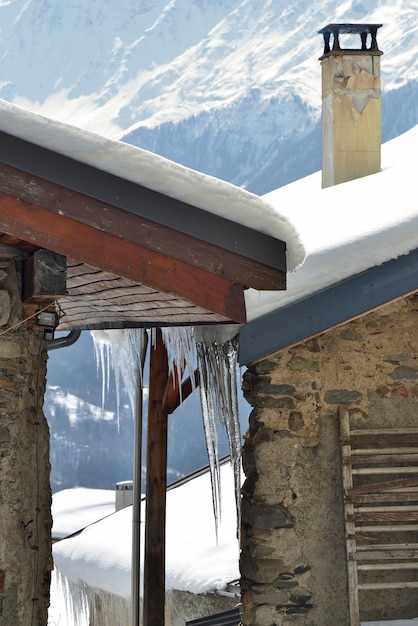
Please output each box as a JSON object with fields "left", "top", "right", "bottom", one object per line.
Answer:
{"left": 186, "top": 608, "right": 241, "bottom": 626}
{"left": 0, "top": 130, "right": 286, "bottom": 272}
{"left": 47, "top": 329, "right": 82, "bottom": 351}
{"left": 239, "top": 248, "right": 418, "bottom": 365}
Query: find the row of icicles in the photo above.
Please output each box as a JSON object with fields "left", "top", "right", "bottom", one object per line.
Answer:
{"left": 91, "top": 326, "right": 242, "bottom": 538}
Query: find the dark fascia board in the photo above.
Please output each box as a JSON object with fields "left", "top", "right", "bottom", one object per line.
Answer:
{"left": 0, "top": 130, "right": 286, "bottom": 272}
{"left": 239, "top": 247, "right": 418, "bottom": 365}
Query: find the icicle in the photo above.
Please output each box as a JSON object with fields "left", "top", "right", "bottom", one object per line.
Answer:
{"left": 195, "top": 332, "right": 242, "bottom": 540}
{"left": 49, "top": 566, "right": 131, "bottom": 626}
{"left": 159, "top": 326, "right": 196, "bottom": 403}
{"left": 90, "top": 329, "right": 147, "bottom": 423}
{"left": 157, "top": 324, "right": 242, "bottom": 540}
{"left": 49, "top": 567, "right": 89, "bottom": 625}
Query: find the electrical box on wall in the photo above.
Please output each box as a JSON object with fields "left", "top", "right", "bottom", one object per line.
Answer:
{"left": 23, "top": 249, "right": 67, "bottom": 303}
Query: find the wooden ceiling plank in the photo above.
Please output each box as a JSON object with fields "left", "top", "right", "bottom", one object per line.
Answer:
{"left": 0, "top": 162, "right": 286, "bottom": 291}
{"left": 0, "top": 194, "right": 246, "bottom": 323}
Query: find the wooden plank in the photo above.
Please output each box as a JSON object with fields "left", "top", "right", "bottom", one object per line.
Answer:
{"left": 0, "top": 162, "right": 286, "bottom": 291}
{"left": 339, "top": 408, "right": 360, "bottom": 626}
{"left": 0, "top": 194, "right": 246, "bottom": 323}
{"left": 143, "top": 329, "right": 169, "bottom": 626}
{"left": 359, "top": 581, "right": 418, "bottom": 590}
{"left": 356, "top": 543, "right": 418, "bottom": 551}
{"left": 351, "top": 447, "right": 418, "bottom": 456}
{"left": 163, "top": 369, "right": 201, "bottom": 415}
{"left": 347, "top": 476, "right": 418, "bottom": 496}
{"left": 348, "top": 492, "right": 418, "bottom": 504}
{"left": 355, "top": 505, "right": 418, "bottom": 513}
{"left": 358, "top": 562, "right": 418, "bottom": 571}
{"left": 354, "top": 524, "right": 418, "bottom": 532}
{"left": 348, "top": 511, "right": 418, "bottom": 522}
{"left": 345, "top": 453, "right": 418, "bottom": 465}
{"left": 341, "top": 434, "right": 418, "bottom": 446}
{"left": 352, "top": 467, "right": 418, "bottom": 475}
{"left": 350, "top": 429, "right": 418, "bottom": 435}
{"left": 352, "top": 549, "right": 418, "bottom": 561}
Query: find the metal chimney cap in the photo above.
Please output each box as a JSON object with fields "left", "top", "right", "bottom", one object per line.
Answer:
{"left": 318, "top": 23, "right": 382, "bottom": 36}
{"left": 318, "top": 23, "right": 383, "bottom": 56}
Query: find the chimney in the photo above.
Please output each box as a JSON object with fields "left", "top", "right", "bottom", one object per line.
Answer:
{"left": 318, "top": 23, "right": 383, "bottom": 188}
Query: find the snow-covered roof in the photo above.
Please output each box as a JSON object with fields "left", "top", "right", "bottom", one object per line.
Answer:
{"left": 52, "top": 462, "right": 240, "bottom": 599}
{"left": 0, "top": 99, "right": 304, "bottom": 274}
{"left": 50, "top": 470, "right": 418, "bottom": 626}
{"left": 52, "top": 487, "right": 115, "bottom": 540}
{"left": 245, "top": 124, "right": 418, "bottom": 321}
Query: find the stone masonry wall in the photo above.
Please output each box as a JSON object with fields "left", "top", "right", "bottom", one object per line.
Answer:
{"left": 0, "top": 257, "right": 52, "bottom": 625}
{"left": 240, "top": 294, "right": 418, "bottom": 625}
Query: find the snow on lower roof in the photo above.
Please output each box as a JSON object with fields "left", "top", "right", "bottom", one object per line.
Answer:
{"left": 52, "top": 487, "right": 115, "bottom": 540}
{"left": 0, "top": 98, "right": 304, "bottom": 273}
{"left": 52, "top": 462, "right": 240, "bottom": 598}
{"left": 245, "top": 124, "right": 418, "bottom": 321}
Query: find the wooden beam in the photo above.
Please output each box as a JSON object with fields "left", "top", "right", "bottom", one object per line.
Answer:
{"left": 163, "top": 369, "right": 201, "bottom": 414}
{"left": 0, "top": 194, "right": 247, "bottom": 323}
{"left": 0, "top": 162, "right": 286, "bottom": 291}
{"left": 143, "top": 329, "right": 169, "bottom": 626}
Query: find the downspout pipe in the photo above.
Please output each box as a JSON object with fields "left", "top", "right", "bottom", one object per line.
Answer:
{"left": 47, "top": 329, "right": 82, "bottom": 351}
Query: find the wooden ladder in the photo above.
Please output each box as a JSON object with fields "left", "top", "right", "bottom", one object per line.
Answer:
{"left": 339, "top": 408, "right": 418, "bottom": 626}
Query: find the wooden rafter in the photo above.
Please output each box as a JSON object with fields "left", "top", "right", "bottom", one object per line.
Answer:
{"left": 0, "top": 162, "right": 286, "bottom": 292}
{"left": 0, "top": 193, "right": 247, "bottom": 323}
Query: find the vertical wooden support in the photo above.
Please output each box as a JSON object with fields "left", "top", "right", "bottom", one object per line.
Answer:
{"left": 143, "top": 329, "right": 169, "bottom": 626}
{"left": 339, "top": 407, "right": 360, "bottom": 626}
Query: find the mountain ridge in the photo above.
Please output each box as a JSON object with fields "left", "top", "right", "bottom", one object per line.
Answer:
{"left": 2, "top": 0, "right": 418, "bottom": 489}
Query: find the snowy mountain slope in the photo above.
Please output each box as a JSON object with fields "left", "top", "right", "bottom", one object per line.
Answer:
{"left": 1, "top": 0, "right": 418, "bottom": 192}
{"left": 3, "top": 0, "right": 418, "bottom": 490}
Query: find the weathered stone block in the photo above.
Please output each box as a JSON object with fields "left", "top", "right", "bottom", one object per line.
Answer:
{"left": 288, "top": 411, "right": 304, "bottom": 431}
{"left": 0, "top": 291, "right": 11, "bottom": 326}
{"left": 253, "top": 590, "right": 288, "bottom": 605}
{"left": 287, "top": 356, "right": 319, "bottom": 373}
{"left": 241, "top": 499, "right": 294, "bottom": 530}
{"left": 324, "top": 389, "right": 362, "bottom": 404}
{"left": 390, "top": 365, "right": 418, "bottom": 379}
{"left": 0, "top": 341, "right": 23, "bottom": 359}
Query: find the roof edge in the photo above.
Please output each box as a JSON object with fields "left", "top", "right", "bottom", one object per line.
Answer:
{"left": 239, "top": 248, "right": 418, "bottom": 365}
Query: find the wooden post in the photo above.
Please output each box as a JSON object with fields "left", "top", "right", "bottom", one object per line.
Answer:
{"left": 143, "top": 329, "right": 169, "bottom": 626}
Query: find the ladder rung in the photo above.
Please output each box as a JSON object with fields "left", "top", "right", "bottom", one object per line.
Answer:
{"left": 351, "top": 550, "right": 418, "bottom": 561}
{"left": 348, "top": 512, "right": 418, "bottom": 522}
{"left": 356, "top": 543, "right": 418, "bottom": 551}
{"left": 358, "top": 562, "right": 418, "bottom": 571}
{"left": 358, "top": 581, "right": 418, "bottom": 590}
{"left": 354, "top": 524, "right": 418, "bottom": 532}
{"left": 352, "top": 467, "right": 418, "bottom": 475}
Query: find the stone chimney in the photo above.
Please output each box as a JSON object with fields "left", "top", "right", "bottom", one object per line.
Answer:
{"left": 318, "top": 23, "right": 383, "bottom": 188}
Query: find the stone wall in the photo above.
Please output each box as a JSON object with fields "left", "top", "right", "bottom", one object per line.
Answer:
{"left": 0, "top": 257, "right": 51, "bottom": 624}
{"left": 240, "top": 294, "right": 418, "bottom": 625}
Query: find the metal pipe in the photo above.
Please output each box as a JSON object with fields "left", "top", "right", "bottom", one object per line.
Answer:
{"left": 46, "top": 329, "right": 81, "bottom": 350}
{"left": 132, "top": 330, "right": 148, "bottom": 626}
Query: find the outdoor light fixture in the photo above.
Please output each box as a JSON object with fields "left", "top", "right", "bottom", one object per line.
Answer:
{"left": 35, "top": 310, "right": 59, "bottom": 341}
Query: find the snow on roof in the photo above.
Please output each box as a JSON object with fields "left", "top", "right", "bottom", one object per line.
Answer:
{"left": 245, "top": 124, "right": 418, "bottom": 321}
{"left": 50, "top": 472, "right": 418, "bottom": 626}
{"left": 0, "top": 98, "right": 304, "bottom": 273}
{"left": 52, "top": 461, "right": 240, "bottom": 598}
{"left": 52, "top": 487, "right": 115, "bottom": 540}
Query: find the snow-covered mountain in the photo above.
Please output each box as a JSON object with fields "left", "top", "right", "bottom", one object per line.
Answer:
{"left": 3, "top": 0, "right": 418, "bottom": 490}
{"left": 2, "top": 0, "right": 418, "bottom": 193}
